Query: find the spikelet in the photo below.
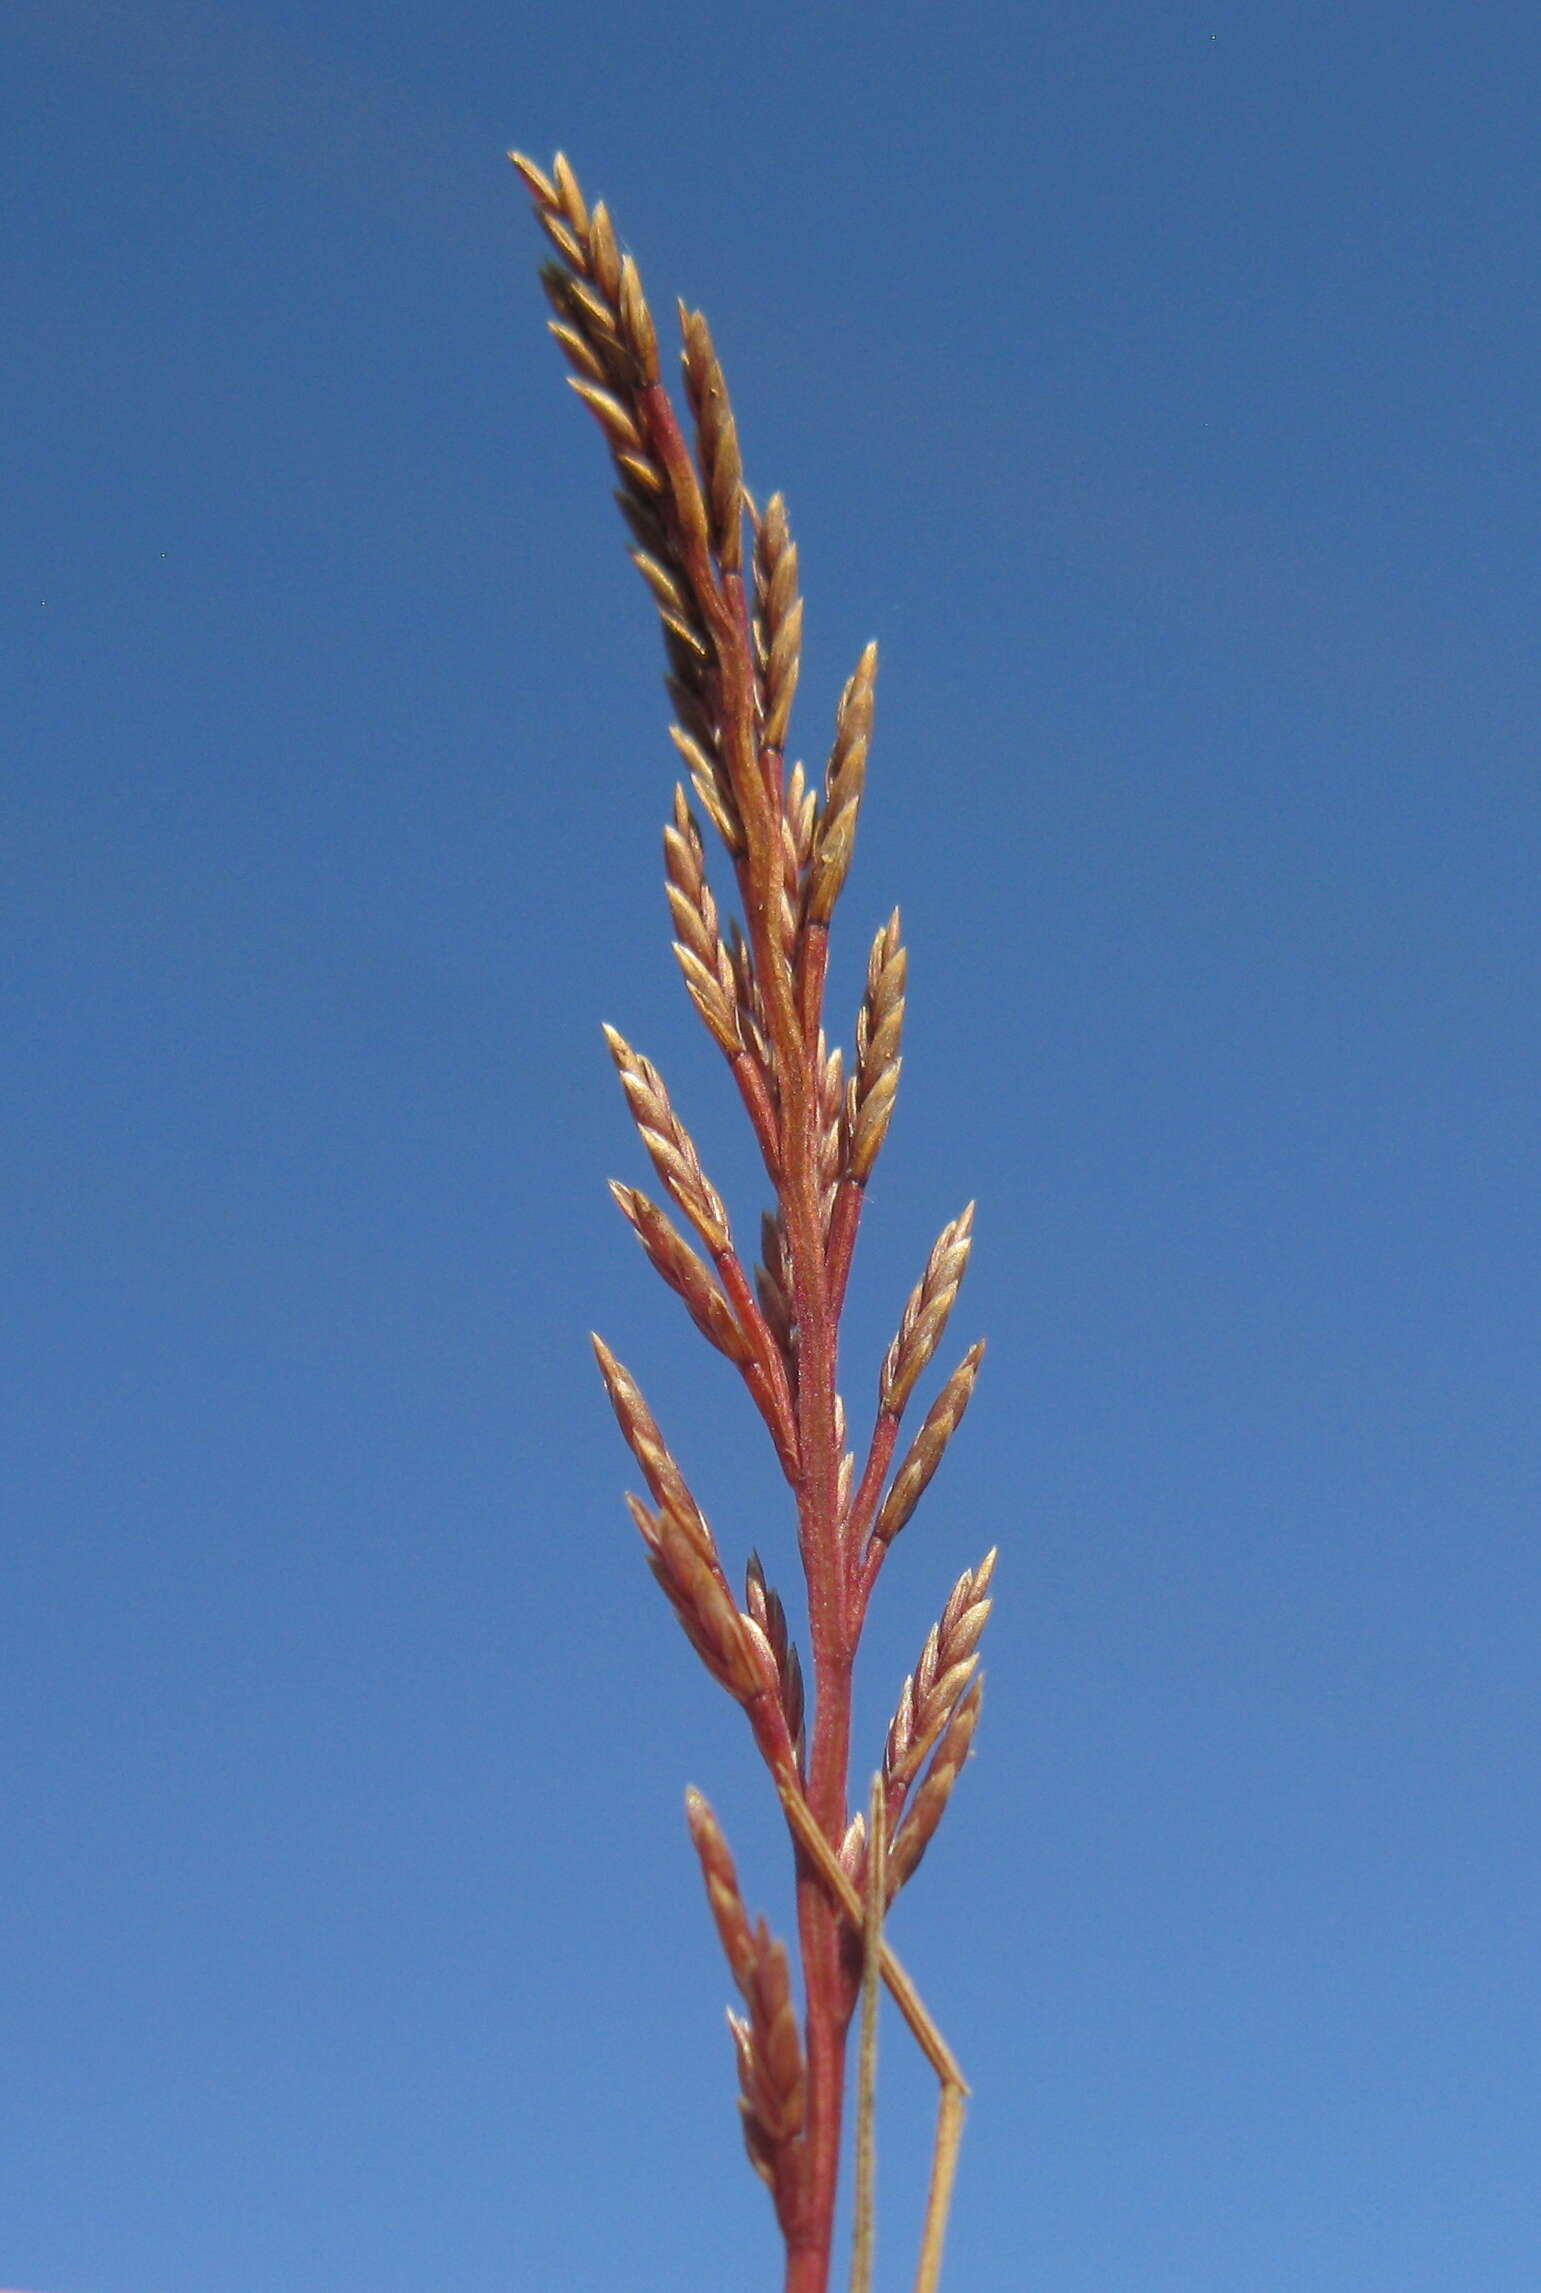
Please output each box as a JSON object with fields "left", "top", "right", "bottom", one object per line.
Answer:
{"left": 887, "top": 1678, "right": 984, "bottom": 1901}
{"left": 663, "top": 785, "right": 742, "bottom": 1052}
{"left": 807, "top": 640, "right": 877, "bottom": 925}
{"left": 686, "top": 1789, "right": 806, "bottom": 2222}
{"left": 785, "top": 758, "right": 818, "bottom": 876}
{"left": 727, "top": 923, "right": 772, "bottom": 1072}
{"left": 629, "top": 1492, "right": 764, "bottom": 1703}
{"left": 667, "top": 719, "right": 743, "bottom": 860}
{"left": 754, "top": 493, "right": 803, "bottom": 752}
{"left": 511, "top": 150, "right": 738, "bottom": 859}
{"left": 817, "top": 1035, "right": 846, "bottom": 1232}
{"left": 884, "top": 1551, "right": 996, "bottom": 1796}
{"left": 609, "top": 1182, "right": 751, "bottom": 1364}
{"left": 880, "top": 1205, "right": 976, "bottom": 1418}
{"left": 602, "top": 1025, "right": 731, "bottom": 1254}
{"left": 591, "top": 1334, "right": 714, "bottom": 1552}
{"left": 848, "top": 910, "right": 906, "bottom": 1184}
{"left": 745, "top": 1551, "right": 806, "bottom": 1772}
{"left": 872, "top": 1341, "right": 987, "bottom": 1548}
{"left": 755, "top": 1211, "right": 795, "bottom": 1363}
{"left": 679, "top": 306, "right": 746, "bottom": 576}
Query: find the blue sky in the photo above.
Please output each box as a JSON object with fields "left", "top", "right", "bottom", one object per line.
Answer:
{"left": 6, "top": 4, "right": 1539, "bottom": 2288}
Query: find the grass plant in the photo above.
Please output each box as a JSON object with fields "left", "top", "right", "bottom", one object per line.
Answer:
{"left": 512, "top": 151, "right": 993, "bottom": 2293}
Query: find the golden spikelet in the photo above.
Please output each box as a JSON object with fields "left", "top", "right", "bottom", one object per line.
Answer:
{"left": 880, "top": 1205, "right": 976, "bottom": 1417}
{"left": 872, "top": 1341, "right": 987, "bottom": 1548}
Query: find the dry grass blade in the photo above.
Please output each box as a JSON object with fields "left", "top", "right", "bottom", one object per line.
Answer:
{"left": 872, "top": 1340, "right": 987, "bottom": 1550}
{"left": 777, "top": 1780, "right": 968, "bottom": 2094}
{"left": 849, "top": 1773, "right": 886, "bottom": 2293}
{"left": 914, "top": 2082, "right": 967, "bottom": 2293}
{"left": 777, "top": 1777, "right": 971, "bottom": 2293}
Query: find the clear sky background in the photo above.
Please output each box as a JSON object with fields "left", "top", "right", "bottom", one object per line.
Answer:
{"left": 6, "top": 4, "right": 1539, "bottom": 2290}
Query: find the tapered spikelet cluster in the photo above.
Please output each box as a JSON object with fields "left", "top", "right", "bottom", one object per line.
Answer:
{"left": 687, "top": 1787, "right": 808, "bottom": 2226}
{"left": 514, "top": 149, "right": 994, "bottom": 2291}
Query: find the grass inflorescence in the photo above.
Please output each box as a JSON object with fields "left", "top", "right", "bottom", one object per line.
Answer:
{"left": 512, "top": 149, "right": 992, "bottom": 2293}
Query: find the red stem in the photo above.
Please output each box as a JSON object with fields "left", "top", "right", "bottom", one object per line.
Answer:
{"left": 849, "top": 1409, "right": 897, "bottom": 1542}
{"left": 637, "top": 359, "right": 863, "bottom": 2293}
{"left": 717, "top": 544, "right": 856, "bottom": 2292}
{"left": 712, "top": 1244, "right": 800, "bottom": 1479}
{"left": 728, "top": 1040, "right": 781, "bottom": 1175}
{"left": 771, "top": 752, "right": 852, "bottom": 2293}
{"left": 825, "top": 1175, "right": 866, "bottom": 1320}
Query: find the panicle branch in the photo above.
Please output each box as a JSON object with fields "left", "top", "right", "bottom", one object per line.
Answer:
{"left": 881, "top": 1206, "right": 976, "bottom": 1418}
{"left": 871, "top": 1341, "right": 987, "bottom": 1556}
{"left": 602, "top": 1025, "right": 731, "bottom": 1254}
{"left": 628, "top": 1490, "right": 766, "bottom": 1703}
{"left": 887, "top": 1678, "right": 985, "bottom": 1902}
{"left": 687, "top": 1788, "right": 807, "bottom": 2225}
{"left": 590, "top": 1333, "right": 715, "bottom": 1553}
{"left": 883, "top": 1551, "right": 996, "bottom": 1806}
{"left": 756, "top": 1210, "right": 796, "bottom": 1365}
{"left": 664, "top": 786, "right": 743, "bottom": 1056}
{"left": 609, "top": 1180, "right": 751, "bottom": 1364}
